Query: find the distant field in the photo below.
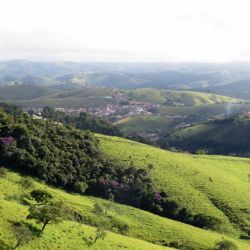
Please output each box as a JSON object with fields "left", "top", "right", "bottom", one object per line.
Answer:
{"left": 127, "top": 88, "right": 242, "bottom": 106}
{"left": 114, "top": 115, "right": 175, "bottom": 133}
{"left": 98, "top": 134, "right": 250, "bottom": 239}
{"left": 1, "top": 169, "right": 249, "bottom": 250}
{"left": 159, "top": 103, "right": 250, "bottom": 116}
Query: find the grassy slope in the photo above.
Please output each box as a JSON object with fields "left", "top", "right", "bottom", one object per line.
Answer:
{"left": 0, "top": 170, "right": 169, "bottom": 250}
{"left": 98, "top": 135, "right": 250, "bottom": 237}
{"left": 0, "top": 85, "right": 56, "bottom": 101}
{"left": 1, "top": 170, "right": 249, "bottom": 250}
{"left": 127, "top": 88, "right": 241, "bottom": 106}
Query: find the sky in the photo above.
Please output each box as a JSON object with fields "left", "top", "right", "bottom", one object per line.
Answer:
{"left": 1, "top": 0, "right": 250, "bottom": 62}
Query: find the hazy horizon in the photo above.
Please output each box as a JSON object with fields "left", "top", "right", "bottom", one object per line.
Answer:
{"left": 1, "top": 0, "right": 250, "bottom": 62}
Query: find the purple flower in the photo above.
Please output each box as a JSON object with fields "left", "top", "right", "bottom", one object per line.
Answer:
{"left": 99, "top": 179, "right": 119, "bottom": 189}
{"left": 153, "top": 192, "right": 163, "bottom": 202}
{"left": 0, "top": 136, "right": 14, "bottom": 145}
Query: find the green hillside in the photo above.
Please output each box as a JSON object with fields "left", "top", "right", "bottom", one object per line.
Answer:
{"left": 127, "top": 88, "right": 242, "bottom": 106}
{"left": 167, "top": 115, "right": 250, "bottom": 155}
{"left": 0, "top": 169, "right": 249, "bottom": 250}
{"left": 6, "top": 87, "right": 116, "bottom": 108}
{"left": 0, "top": 85, "right": 56, "bottom": 101}
{"left": 98, "top": 135, "right": 250, "bottom": 237}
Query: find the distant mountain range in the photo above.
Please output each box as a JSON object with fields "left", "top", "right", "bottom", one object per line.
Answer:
{"left": 1, "top": 60, "right": 250, "bottom": 99}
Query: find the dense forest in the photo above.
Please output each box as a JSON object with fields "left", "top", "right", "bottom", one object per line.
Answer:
{"left": 40, "top": 106, "right": 122, "bottom": 136}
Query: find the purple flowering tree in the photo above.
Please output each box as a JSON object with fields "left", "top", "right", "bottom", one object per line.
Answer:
{"left": 99, "top": 179, "right": 119, "bottom": 189}
{"left": 0, "top": 136, "right": 14, "bottom": 146}
{"left": 153, "top": 191, "right": 163, "bottom": 203}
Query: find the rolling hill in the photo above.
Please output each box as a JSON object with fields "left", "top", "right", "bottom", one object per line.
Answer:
{"left": 207, "top": 79, "right": 250, "bottom": 99}
{"left": 0, "top": 84, "right": 244, "bottom": 110}
{"left": 127, "top": 88, "right": 242, "bottom": 106}
{"left": 3, "top": 86, "right": 116, "bottom": 108}
{"left": 98, "top": 134, "right": 250, "bottom": 238}
{"left": 2, "top": 60, "right": 250, "bottom": 91}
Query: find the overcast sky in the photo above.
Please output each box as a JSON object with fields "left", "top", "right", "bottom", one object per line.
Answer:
{"left": 1, "top": 0, "right": 250, "bottom": 62}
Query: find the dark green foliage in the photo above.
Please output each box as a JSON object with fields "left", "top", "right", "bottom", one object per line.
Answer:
{"left": 214, "top": 239, "right": 238, "bottom": 250}
{"left": 192, "top": 214, "right": 221, "bottom": 230}
{"left": 42, "top": 107, "right": 121, "bottom": 136}
{"left": 30, "top": 190, "right": 53, "bottom": 205}
{"left": 0, "top": 107, "right": 103, "bottom": 191}
{"left": 0, "top": 103, "right": 22, "bottom": 116}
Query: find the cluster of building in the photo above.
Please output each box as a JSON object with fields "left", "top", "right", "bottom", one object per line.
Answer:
{"left": 88, "top": 101, "right": 159, "bottom": 121}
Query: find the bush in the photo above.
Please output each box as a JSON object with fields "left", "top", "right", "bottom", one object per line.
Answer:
{"left": 214, "top": 239, "right": 238, "bottom": 250}
{"left": 0, "top": 167, "right": 7, "bottom": 178}
{"left": 73, "top": 181, "right": 88, "bottom": 194}
{"left": 192, "top": 213, "right": 221, "bottom": 230}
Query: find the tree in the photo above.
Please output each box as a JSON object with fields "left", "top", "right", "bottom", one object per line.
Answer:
{"left": 12, "top": 222, "right": 35, "bottom": 249}
{"left": 215, "top": 239, "right": 238, "bottom": 250}
{"left": 83, "top": 223, "right": 107, "bottom": 247}
{"left": 27, "top": 201, "right": 64, "bottom": 232}
{"left": 93, "top": 225, "right": 107, "bottom": 244}
{"left": 30, "top": 189, "right": 52, "bottom": 205}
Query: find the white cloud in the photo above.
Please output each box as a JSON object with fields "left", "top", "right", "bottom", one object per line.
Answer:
{"left": 0, "top": 0, "right": 250, "bottom": 62}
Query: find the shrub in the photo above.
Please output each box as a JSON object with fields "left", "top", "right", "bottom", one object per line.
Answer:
{"left": 214, "top": 239, "right": 238, "bottom": 250}
{"left": 0, "top": 167, "right": 7, "bottom": 178}
{"left": 192, "top": 213, "right": 221, "bottom": 230}
{"left": 73, "top": 181, "right": 88, "bottom": 194}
